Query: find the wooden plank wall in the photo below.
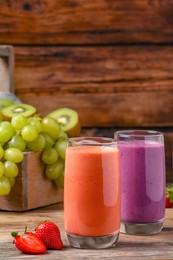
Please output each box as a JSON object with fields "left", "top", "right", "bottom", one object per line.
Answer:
{"left": 0, "top": 0, "right": 172, "bottom": 179}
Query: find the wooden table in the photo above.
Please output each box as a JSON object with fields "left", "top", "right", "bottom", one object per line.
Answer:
{"left": 1, "top": 203, "right": 173, "bottom": 259}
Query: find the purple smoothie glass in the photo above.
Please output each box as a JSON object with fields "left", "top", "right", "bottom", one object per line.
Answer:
{"left": 115, "top": 130, "right": 166, "bottom": 235}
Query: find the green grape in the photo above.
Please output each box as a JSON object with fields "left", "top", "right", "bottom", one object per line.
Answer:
{"left": 45, "top": 159, "right": 64, "bottom": 180}
{"left": 39, "top": 132, "right": 55, "bottom": 149}
{"left": 0, "top": 145, "right": 4, "bottom": 159}
{"left": 3, "top": 142, "right": 9, "bottom": 150}
{"left": 27, "top": 117, "right": 43, "bottom": 133}
{"left": 54, "top": 172, "right": 64, "bottom": 188}
{"left": 21, "top": 125, "right": 38, "bottom": 142}
{"left": 0, "top": 176, "right": 11, "bottom": 195}
{"left": 0, "top": 161, "right": 5, "bottom": 178}
{"left": 42, "top": 117, "right": 61, "bottom": 140}
{"left": 0, "top": 121, "right": 15, "bottom": 143}
{"left": 42, "top": 147, "right": 59, "bottom": 165}
{"left": 27, "top": 134, "right": 46, "bottom": 151}
{"left": 8, "top": 135, "right": 26, "bottom": 152}
{"left": 59, "top": 130, "right": 68, "bottom": 139}
{"left": 4, "top": 147, "right": 24, "bottom": 163}
{"left": 54, "top": 140, "right": 67, "bottom": 159}
{"left": 9, "top": 177, "right": 15, "bottom": 187}
{"left": 4, "top": 161, "right": 18, "bottom": 178}
{"left": 11, "top": 115, "right": 28, "bottom": 130}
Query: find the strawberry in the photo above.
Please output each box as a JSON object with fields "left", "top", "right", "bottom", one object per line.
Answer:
{"left": 166, "top": 184, "right": 173, "bottom": 208}
{"left": 11, "top": 229, "right": 46, "bottom": 254}
{"left": 166, "top": 197, "right": 173, "bottom": 208}
{"left": 35, "top": 221, "right": 63, "bottom": 250}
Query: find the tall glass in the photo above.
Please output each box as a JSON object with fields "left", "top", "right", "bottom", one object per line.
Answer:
{"left": 115, "top": 130, "right": 166, "bottom": 235}
{"left": 64, "top": 137, "right": 120, "bottom": 249}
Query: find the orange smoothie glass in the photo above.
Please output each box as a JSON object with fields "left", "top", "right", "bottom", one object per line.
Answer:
{"left": 64, "top": 137, "right": 120, "bottom": 249}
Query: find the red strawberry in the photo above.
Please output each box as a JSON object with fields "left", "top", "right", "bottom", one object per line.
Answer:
{"left": 166, "top": 185, "right": 173, "bottom": 208}
{"left": 35, "top": 221, "right": 63, "bottom": 250}
{"left": 11, "top": 230, "right": 46, "bottom": 254}
{"left": 166, "top": 197, "right": 173, "bottom": 208}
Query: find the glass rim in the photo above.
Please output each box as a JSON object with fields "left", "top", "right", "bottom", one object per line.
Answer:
{"left": 67, "top": 136, "right": 117, "bottom": 146}
{"left": 115, "top": 130, "right": 163, "bottom": 139}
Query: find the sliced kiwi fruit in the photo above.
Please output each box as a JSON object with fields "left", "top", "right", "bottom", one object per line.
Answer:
{"left": 1, "top": 103, "right": 37, "bottom": 120}
{"left": 47, "top": 107, "right": 81, "bottom": 137}
{"left": 0, "top": 98, "right": 14, "bottom": 110}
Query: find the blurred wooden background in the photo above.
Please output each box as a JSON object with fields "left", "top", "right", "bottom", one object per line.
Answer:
{"left": 0, "top": 0, "right": 172, "bottom": 180}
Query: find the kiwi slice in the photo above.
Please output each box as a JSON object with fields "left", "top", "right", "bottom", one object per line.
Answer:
{"left": 0, "top": 98, "right": 14, "bottom": 110}
{"left": 1, "top": 103, "right": 37, "bottom": 120}
{"left": 47, "top": 107, "right": 81, "bottom": 137}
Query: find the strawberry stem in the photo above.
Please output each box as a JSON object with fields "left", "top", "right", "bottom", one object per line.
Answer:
{"left": 24, "top": 226, "right": 28, "bottom": 233}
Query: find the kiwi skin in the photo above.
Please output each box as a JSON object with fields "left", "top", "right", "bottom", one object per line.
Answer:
{"left": 1, "top": 104, "right": 36, "bottom": 121}
{"left": 66, "top": 118, "right": 81, "bottom": 137}
{"left": 48, "top": 107, "right": 81, "bottom": 137}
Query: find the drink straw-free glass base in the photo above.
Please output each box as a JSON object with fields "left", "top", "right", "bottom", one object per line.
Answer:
{"left": 66, "top": 232, "right": 119, "bottom": 249}
{"left": 121, "top": 219, "right": 164, "bottom": 236}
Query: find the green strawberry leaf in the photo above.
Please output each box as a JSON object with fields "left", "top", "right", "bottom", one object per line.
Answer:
{"left": 166, "top": 184, "right": 173, "bottom": 203}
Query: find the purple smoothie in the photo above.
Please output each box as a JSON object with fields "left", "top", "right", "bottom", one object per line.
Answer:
{"left": 119, "top": 140, "right": 166, "bottom": 223}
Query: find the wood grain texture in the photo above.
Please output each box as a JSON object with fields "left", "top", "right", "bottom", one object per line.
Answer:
{"left": 0, "top": 0, "right": 173, "bottom": 44}
{"left": 14, "top": 46, "right": 173, "bottom": 127}
{"left": 0, "top": 204, "right": 173, "bottom": 259}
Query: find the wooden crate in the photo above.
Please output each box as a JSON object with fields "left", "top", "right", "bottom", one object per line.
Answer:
{"left": 0, "top": 45, "right": 14, "bottom": 93}
{"left": 0, "top": 152, "right": 64, "bottom": 211}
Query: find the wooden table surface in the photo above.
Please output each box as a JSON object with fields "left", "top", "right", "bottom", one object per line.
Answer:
{"left": 1, "top": 203, "right": 173, "bottom": 260}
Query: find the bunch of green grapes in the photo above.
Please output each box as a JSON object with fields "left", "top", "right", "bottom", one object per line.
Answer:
{"left": 0, "top": 115, "right": 67, "bottom": 196}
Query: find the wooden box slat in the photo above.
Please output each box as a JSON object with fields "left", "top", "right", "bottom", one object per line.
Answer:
{"left": 14, "top": 46, "right": 173, "bottom": 91}
{"left": 0, "top": 45, "right": 14, "bottom": 93}
{"left": 0, "top": 152, "right": 63, "bottom": 211}
{"left": 16, "top": 91, "right": 173, "bottom": 128}
{"left": 14, "top": 46, "right": 173, "bottom": 127}
{"left": 0, "top": 1, "right": 173, "bottom": 44}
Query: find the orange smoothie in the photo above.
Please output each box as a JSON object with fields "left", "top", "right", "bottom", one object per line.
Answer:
{"left": 64, "top": 145, "right": 120, "bottom": 237}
